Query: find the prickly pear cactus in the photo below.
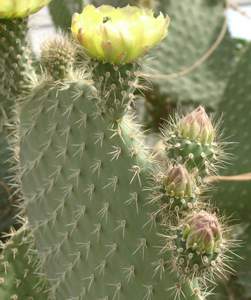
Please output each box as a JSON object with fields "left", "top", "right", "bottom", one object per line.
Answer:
{"left": 0, "top": 227, "right": 49, "bottom": 299}
{"left": 145, "top": 0, "right": 242, "bottom": 108}
{"left": 16, "top": 5, "right": 222, "bottom": 299}
{"left": 19, "top": 74, "right": 203, "bottom": 300}
{"left": 0, "top": 1, "right": 248, "bottom": 300}
{"left": 212, "top": 44, "right": 251, "bottom": 299}
{"left": 0, "top": 1, "right": 51, "bottom": 236}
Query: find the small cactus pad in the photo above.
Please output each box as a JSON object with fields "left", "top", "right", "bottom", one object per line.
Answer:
{"left": 41, "top": 35, "right": 76, "bottom": 80}
{"left": 0, "top": 228, "right": 49, "bottom": 299}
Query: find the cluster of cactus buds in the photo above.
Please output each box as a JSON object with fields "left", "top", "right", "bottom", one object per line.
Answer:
{"left": 153, "top": 106, "right": 233, "bottom": 290}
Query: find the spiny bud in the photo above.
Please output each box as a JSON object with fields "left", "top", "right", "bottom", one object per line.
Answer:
{"left": 182, "top": 211, "right": 222, "bottom": 255}
{"left": 168, "top": 210, "right": 231, "bottom": 282}
{"left": 178, "top": 106, "right": 215, "bottom": 144}
{"left": 71, "top": 5, "right": 169, "bottom": 64}
{"left": 156, "top": 165, "right": 199, "bottom": 220}
{"left": 164, "top": 164, "right": 194, "bottom": 198}
{"left": 163, "top": 106, "right": 221, "bottom": 175}
{"left": 41, "top": 35, "right": 76, "bottom": 80}
{"left": 0, "top": 0, "right": 51, "bottom": 19}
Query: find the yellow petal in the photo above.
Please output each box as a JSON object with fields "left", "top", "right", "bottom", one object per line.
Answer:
{"left": 0, "top": 0, "right": 51, "bottom": 19}
{"left": 71, "top": 4, "right": 170, "bottom": 64}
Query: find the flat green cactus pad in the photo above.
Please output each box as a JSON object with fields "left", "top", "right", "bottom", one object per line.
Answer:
{"left": 19, "top": 79, "right": 202, "bottom": 299}
{"left": 145, "top": 0, "right": 245, "bottom": 109}
{"left": 212, "top": 44, "right": 251, "bottom": 300}
{"left": 0, "top": 227, "right": 49, "bottom": 299}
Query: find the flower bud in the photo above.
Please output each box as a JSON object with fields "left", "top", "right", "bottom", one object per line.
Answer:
{"left": 178, "top": 106, "right": 215, "bottom": 144}
{"left": 182, "top": 211, "right": 222, "bottom": 255}
{"left": 0, "top": 0, "right": 51, "bottom": 19}
{"left": 71, "top": 5, "right": 169, "bottom": 64}
{"left": 164, "top": 164, "right": 194, "bottom": 198}
{"left": 41, "top": 35, "right": 76, "bottom": 80}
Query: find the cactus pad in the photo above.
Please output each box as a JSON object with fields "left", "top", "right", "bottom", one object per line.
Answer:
{"left": 18, "top": 75, "right": 204, "bottom": 299}
{"left": 145, "top": 0, "right": 244, "bottom": 109}
{"left": 211, "top": 44, "right": 251, "bottom": 294}
{"left": 0, "top": 228, "right": 49, "bottom": 299}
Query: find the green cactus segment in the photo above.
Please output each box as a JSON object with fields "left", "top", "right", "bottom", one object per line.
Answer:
{"left": 0, "top": 132, "right": 18, "bottom": 235}
{"left": 215, "top": 44, "right": 251, "bottom": 223}
{"left": 166, "top": 136, "right": 216, "bottom": 175}
{"left": 145, "top": 0, "right": 243, "bottom": 108}
{"left": 49, "top": 0, "right": 84, "bottom": 31}
{"left": 0, "top": 17, "right": 32, "bottom": 235}
{"left": 19, "top": 79, "right": 199, "bottom": 299}
{"left": 0, "top": 228, "right": 49, "bottom": 299}
{"left": 0, "top": 18, "right": 33, "bottom": 125}
{"left": 91, "top": 61, "right": 137, "bottom": 119}
{"left": 213, "top": 45, "right": 251, "bottom": 289}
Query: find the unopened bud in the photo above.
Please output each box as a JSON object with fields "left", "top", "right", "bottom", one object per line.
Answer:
{"left": 164, "top": 164, "right": 194, "bottom": 198}
{"left": 182, "top": 211, "right": 222, "bottom": 255}
{"left": 178, "top": 106, "right": 215, "bottom": 144}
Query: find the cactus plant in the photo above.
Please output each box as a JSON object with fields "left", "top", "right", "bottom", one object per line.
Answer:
{"left": 7, "top": 4, "right": 236, "bottom": 300}
{"left": 211, "top": 44, "right": 251, "bottom": 299}
{"left": 0, "top": 1, "right": 250, "bottom": 300}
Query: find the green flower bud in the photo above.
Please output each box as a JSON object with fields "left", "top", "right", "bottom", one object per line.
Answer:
{"left": 0, "top": 0, "right": 51, "bottom": 19}
{"left": 178, "top": 106, "right": 215, "bottom": 144}
{"left": 71, "top": 5, "right": 169, "bottom": 64}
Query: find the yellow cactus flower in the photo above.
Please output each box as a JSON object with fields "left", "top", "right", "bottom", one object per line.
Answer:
{"left": 71, "top": 5, "right": 169, "bottom": 64}
{"left": 0, "top": 0, "right": 51, "bottom": 19}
